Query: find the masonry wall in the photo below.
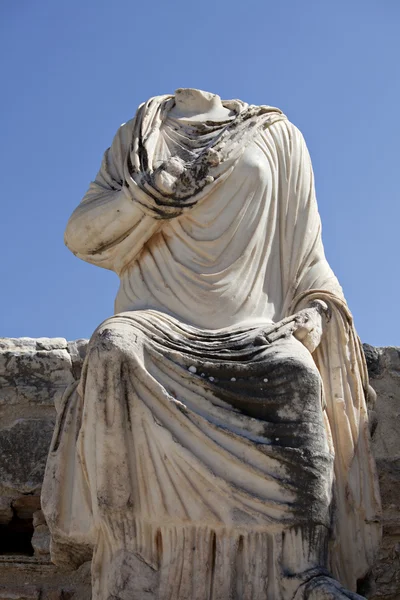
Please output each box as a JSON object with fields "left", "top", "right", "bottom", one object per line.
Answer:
{"left": 0, "top": 338, "right": 398, "bottom": 599}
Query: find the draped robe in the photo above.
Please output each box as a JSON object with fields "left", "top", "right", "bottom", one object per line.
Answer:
{"left": 42, "top": 96, "right": 381, "bottom": 600}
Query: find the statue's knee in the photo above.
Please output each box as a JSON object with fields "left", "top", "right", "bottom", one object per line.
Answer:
{"left": 293, "top": 357, "right": 320, "bottom": 386}
{"left": 277, "top": 349, "right": 321, "bottom": 399}
{"left": 89, "top": 323, "right": 133, "bottom": 360}
{"left": 283, "top": 340, "right": 321, "bottom": 386}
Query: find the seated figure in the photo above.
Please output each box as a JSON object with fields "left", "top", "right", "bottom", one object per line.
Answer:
{"left": 42, "top": 89, "right": 381, "bottom": 600}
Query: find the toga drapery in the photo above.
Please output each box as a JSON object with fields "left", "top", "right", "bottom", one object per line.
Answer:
{"left": 42, "top": 96, "right": 381, "bottom": 600}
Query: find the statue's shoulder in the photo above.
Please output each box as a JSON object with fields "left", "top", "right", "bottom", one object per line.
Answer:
{"left": 108, "top": 117, "right": 137, "bottom": 153}
{"left": 115, "top": 117, "right": 136, "bottom": 136}
{"left": 258, "top": 109, "right": 305, "bottom": 139}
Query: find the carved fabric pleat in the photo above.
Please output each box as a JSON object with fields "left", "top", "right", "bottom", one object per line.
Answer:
{"left": 52, "top": 95, "right": 382, "bottom": 596}
{"left": 43, "top": 311, "right": 332, "bottom": 600}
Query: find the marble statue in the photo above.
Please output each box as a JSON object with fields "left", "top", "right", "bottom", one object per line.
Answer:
{"left": 42, "top": 89, "right": 381, "bottom": 600}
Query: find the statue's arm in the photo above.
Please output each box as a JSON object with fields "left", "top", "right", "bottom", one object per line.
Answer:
{"left": 64, "top": 119, "right": 156, "bottom": 269}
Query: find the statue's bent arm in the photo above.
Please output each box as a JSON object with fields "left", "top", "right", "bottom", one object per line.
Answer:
{"left": 64, "top": 118, "right": 159, "bottom": 272}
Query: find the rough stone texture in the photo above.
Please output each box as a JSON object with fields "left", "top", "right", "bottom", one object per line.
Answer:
{"left": 0, "top": 586, "right": 40, "bottom": 599}
{"left": 0, "top": 560, "right": 91, "bottom": 600}
{"left": 0, "top": 339, "right": 75, "bottom": 407}
{"left": 0, "top": 338, "right": 88, "bottom": 599}
{"left": 0, "top": 337, "right": 398, "bottom": 598}
{"left": 0, "top": 420, "right": 55, "bottom": 494}
{"left": 364, "top": 344, "right": 400, "bottom": 600}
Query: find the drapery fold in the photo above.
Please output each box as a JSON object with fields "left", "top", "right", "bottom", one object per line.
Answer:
{"left": 290, "top": 290, "right": 381, "bottom": 588}
{"left": 45, "top": 94, "right": 381, "bottom": 596}
{"left": 43, "top": 312, "right": 333, "bottom": 600}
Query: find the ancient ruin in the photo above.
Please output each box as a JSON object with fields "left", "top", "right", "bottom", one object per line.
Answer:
{"left": 2, "top": 89, "right": 388, "bottom": 599}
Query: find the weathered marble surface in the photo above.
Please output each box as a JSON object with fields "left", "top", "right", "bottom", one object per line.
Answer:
{"left": 363, "top": 345, "right": 400, "bottom": 598}
{"left": 0, "top": 338, "right": 398, "bottom": 598}
{"left": 38, "top": 89, "right": 381, "bottom": 600}
{"left": 0, "top": 338, "right": 86, "bottom": 498}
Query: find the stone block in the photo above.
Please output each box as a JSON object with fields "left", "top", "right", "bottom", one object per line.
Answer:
{"left": 0, "top": 420, "right": 54, "bottom": 494}
{"left": 11, "top": 497, "right": 41, "bottom": 521}
{"left": 0, "top": 339, "right": 74, "bottom": 407}
{"left": 67, "top": 340, "right": 88, "bottom": 380}
{"left": 0, "top": 586, "right": 40, "bottom": 600}
{"left": 363, "top": 344, "right": 384, "bottom": 379}
{"left": 32, "top": 510, "right": 46, "bottom": 528}
{"left": 31, "top": 525, "right": 50, "bottom": 556}
{"left": 0, "top": 498, "right": 13, "bottom": 526}
{"left": 365, "top": 346, "right": 400, "bottom": 600}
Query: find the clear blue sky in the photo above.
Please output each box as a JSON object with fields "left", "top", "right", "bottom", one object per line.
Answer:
{"left": 1, "top": 1, "right": 398, "bottom": 346}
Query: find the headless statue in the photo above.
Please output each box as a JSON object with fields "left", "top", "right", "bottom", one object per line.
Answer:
{"left": 42, "top": 89, "right": 381, "bottom": 600}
